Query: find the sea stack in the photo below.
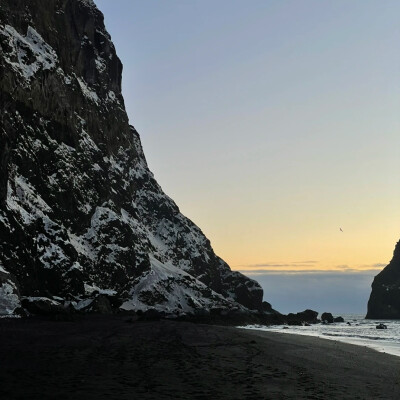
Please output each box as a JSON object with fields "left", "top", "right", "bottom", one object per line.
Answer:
{"left": 0, "top": 0, "right": 263, "bottom": 316}
{"left": 366, "top": 241, "right": 400, "bottom": 319}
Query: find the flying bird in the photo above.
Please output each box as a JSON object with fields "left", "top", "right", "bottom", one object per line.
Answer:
{"left": 340, "top": 228, "right": 343, "bottom": 232}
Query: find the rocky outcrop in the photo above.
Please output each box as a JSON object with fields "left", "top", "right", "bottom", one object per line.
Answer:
{"left": 0, "top": 270, "right": 21, "bottom": 315}
{"left": 366, "top": 241, "right": 400, "bottom": 319}
{"left": 21, "top": 297, "right": 65, "bottom": 316}
{"left": 286, "top": 309, "right": 319, "bottom": 325}
{"left": 0, "top": 0, "right": 263, "bottom": 316}
{"left": 321, "top": 312, "right": 334, "bottom": 323}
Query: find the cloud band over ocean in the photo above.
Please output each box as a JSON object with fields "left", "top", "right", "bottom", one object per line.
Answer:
{"left": 236, "top": 262, "right": 386, "bottom": 275}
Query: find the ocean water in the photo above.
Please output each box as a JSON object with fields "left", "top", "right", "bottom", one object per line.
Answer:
{"left": 241, "top": 314, "right": 400, "bottom": 357}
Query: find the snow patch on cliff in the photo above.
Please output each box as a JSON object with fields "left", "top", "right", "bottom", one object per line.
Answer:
{"left": 76, "top": 76, "right": 100, "bottom": 103}
{"left": 0, "top": 282, "right": 20, "bottom": 315}
{"left": 6, "top": 176, "right": 52, "bottom": 225}
{"left": 0, "top": 24, "right": 58, "bottom": 81}
{"left": 121, "top": 256, "right": 234, "bottom": 313}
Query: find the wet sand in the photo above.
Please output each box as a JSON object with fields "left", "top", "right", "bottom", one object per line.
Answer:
{"left": 1, "top": 316, "right": 400, "bottom": 399}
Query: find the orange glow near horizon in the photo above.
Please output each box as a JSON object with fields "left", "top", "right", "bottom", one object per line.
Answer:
{"left": 177, "top": 189, "right": 400, "bottom": 276}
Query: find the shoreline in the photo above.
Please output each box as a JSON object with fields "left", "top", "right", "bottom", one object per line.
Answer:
{"left": 241, "top": 316, "right": 400, "bottom": 358}
{"left": 1, "top": 316, "right": 400, "bottom": 399}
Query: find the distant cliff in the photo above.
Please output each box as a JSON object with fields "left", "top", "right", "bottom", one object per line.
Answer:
{"left": 366, "top": 241, "right": 400, "bottom": 319}
{"left": 0, "top": 0, "right": 263, "bottom": 316}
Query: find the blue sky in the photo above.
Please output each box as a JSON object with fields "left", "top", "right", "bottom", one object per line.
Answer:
{"left": 95, "top": 0, "right": 399, "bottom": 314}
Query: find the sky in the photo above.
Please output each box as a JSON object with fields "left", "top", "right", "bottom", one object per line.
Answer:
{"left": 95, "top": 0, "right": 400, "bottom": 314}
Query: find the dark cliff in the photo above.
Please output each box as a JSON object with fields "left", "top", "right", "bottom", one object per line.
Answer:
{"left": 0, "top": 0, "right": 263, "bottom": 315}
{"left": 366, "top": 241, "right": 400, "bottom": 319}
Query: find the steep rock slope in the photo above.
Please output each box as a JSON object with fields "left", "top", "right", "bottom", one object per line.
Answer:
{"left": 0, "top": 0, "right": 263, "bottom": 315}
{"left": 367, "top": 241, "right": 400, "bottom": 319}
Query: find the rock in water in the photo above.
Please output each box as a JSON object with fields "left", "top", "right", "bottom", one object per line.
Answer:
{"left": 286, "top": 309, "right": 319, "bottom": 325}
{"left": 366, "top": 241, "right": 400, "bottom": 319}
{"left": 333, "top": 316, "right": 344, "bottom": 323}
{"left": 321, "top": 312, "right": 334, "bottom": 324}
{"left": 0, "top": 0, "right": 263, "bottom": 316}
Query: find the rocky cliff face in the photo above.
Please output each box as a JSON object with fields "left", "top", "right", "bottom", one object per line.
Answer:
{"left": 366, "top": 241, "right": 400, "bottom": 319}
{"left": 0, "top": 0, "right": 263, "bottom": 316}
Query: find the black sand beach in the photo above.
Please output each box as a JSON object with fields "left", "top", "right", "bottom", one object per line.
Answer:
{"left": 1, "top": 316, "right": 399, "bottom": 399}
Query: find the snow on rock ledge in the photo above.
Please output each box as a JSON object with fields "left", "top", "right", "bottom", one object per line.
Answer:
{"left": 0, "top": 270, "right": 21, "bottom": 315}
{"left": 0, "top": 24, "right": 58, "bottom": 82}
